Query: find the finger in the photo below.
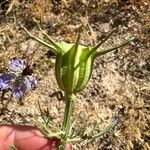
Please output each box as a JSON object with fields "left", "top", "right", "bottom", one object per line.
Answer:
{"left": 0, "top": 125, "right": 15, "bottom": 150}
{"left": 0, "top": 125, "right": 72, "bottom": 150}
{"left": 14, "top": 125, "right": 60, "bottom": 150}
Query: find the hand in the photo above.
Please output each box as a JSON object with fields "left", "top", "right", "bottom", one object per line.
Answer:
{"left": 0, "top": 125, "right": 72, "bottom": 150}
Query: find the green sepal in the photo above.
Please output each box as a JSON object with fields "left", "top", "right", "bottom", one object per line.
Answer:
{"left": 93, "top": 37, "right": 135, "bottom": 58}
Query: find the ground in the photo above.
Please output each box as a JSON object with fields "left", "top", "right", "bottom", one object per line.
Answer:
{"left": 0, "top": 0, "right": 149, "bottom": 150}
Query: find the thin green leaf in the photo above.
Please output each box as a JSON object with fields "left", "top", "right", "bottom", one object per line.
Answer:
{"left": 87, "top": 121, "right": 99, "bottom": 136}
{"left": 88, "top": 28, "right": 117, "bottom": 57}
{"left": 45, "top": 107, "right": 51, "bottom": 127}
{"left": 89, "top": 119, "right": 117, "bottom": 142}
{"left": 20, "top": 24, "right": 58, "bottom": 55}
{"left": 33, "top": 18, "right": 63, "bottom": 53}
{"left": 37, "top": 100, "right": 47, "bottom": 126}
{"left": 70, "top": 111, "right": 82, "bottom": 136}
{"left": 95, "top": 37, "right": 135, "bottom": 57}
{"left": 73, "top": 118, "right": 88, "bottom": 138}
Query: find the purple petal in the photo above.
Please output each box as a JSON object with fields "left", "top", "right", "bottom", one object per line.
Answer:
{"left": 12, "top": 80, "right": 28, "bottom": 100}
{"left": 13, "top": 90, "right": 24, "bottom": 100}
{"left": 12, "top": 76, "right": 37, "bottom": 100}
{"left": 0, "top": 73, "right": 15, "bottom": 90}
{"left": 9, "top": 59, "right": 27, "bottom": 73}
{"left": 24, "top": 76, "right": 37, "bottom": 89}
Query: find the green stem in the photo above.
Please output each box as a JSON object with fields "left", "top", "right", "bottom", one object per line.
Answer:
{"left": 62, "top": 94, "right": 75, "bottom": 140}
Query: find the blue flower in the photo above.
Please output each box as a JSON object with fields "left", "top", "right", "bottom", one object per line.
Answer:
{"left": 0, "top": 59, "right": 37, "bottom": 100}
{"left": 0, "top": 73, "right": 15, "bottom": 90}
{"left": 9, "top": 59, "right": 28, "bottom": 73}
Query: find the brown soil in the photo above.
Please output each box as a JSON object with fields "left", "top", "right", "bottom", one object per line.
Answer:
{"left": 0, "top": 0, "right": 149, "bottom": 150}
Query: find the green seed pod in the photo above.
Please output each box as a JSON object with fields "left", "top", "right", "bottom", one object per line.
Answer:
{"left": 51, "top": 28, "right": 118, "bottom": 94}
{"left": 55, "top": 42, "right": 95, "bottom": 94}
{"left": 22, "top": 25, "right": 134, "bottom": 94}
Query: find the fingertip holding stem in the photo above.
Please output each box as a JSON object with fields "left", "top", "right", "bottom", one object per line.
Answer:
{"left": 0, "top": 125, "right": 72, "bottom": 150}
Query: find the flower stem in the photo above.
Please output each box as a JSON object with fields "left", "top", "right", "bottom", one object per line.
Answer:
{"left": 62, "top": 93, "right": 75, "bottom": 141}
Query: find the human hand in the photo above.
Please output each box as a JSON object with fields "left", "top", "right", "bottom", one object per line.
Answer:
{"left": 0, "top": 125, "right": 72, "bottom": 150}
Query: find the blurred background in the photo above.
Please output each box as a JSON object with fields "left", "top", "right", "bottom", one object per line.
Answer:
{"left": 0, "top": 0, "right": 149, "bottom": 149}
